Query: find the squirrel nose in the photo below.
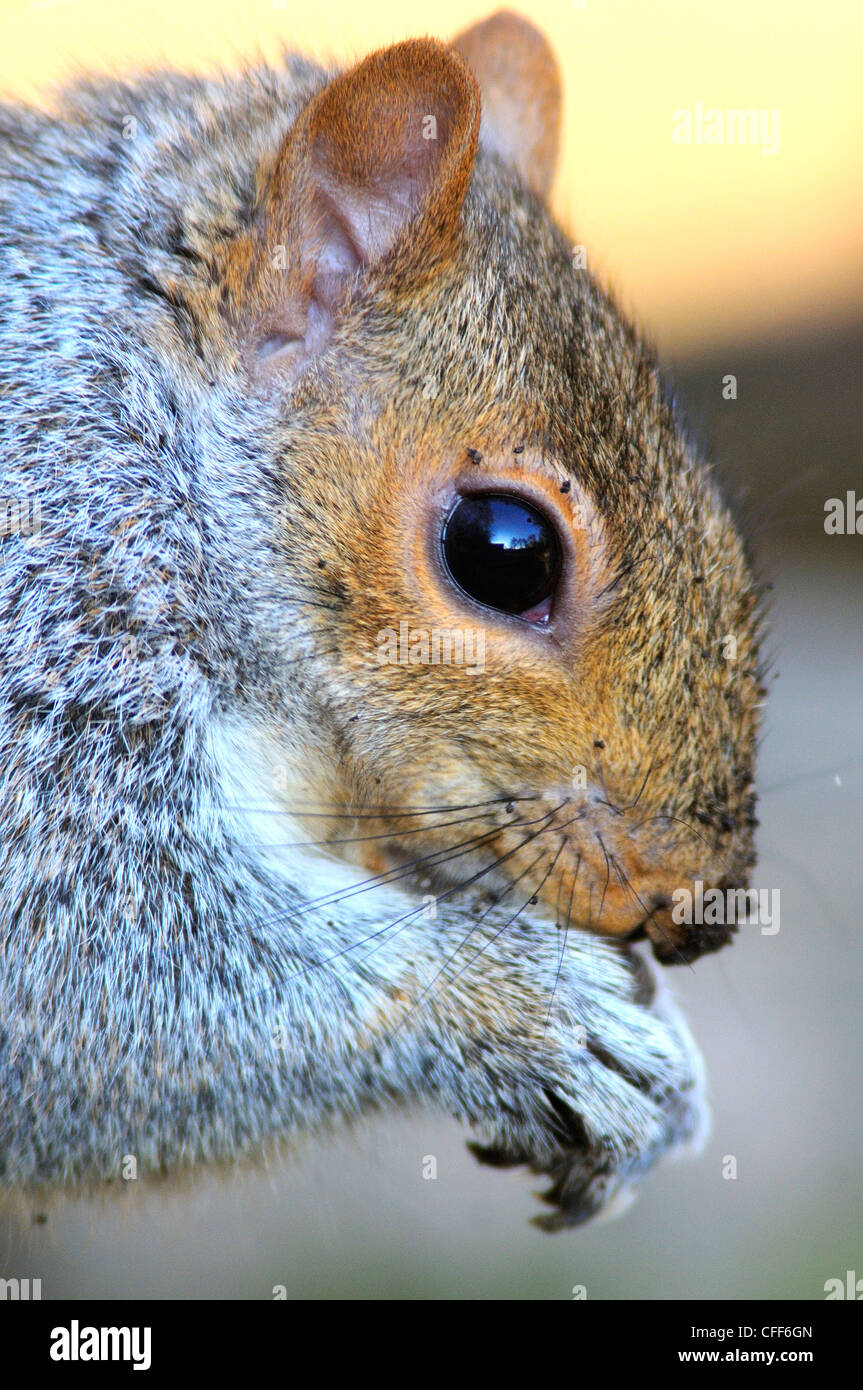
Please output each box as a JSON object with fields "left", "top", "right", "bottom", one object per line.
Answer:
{"left": 640, "top": 892, "right": 736, "bottom": 965}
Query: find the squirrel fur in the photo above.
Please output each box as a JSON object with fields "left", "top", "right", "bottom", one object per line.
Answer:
{"left": 0, "top": 12, "right": 762, "bottom": 1227}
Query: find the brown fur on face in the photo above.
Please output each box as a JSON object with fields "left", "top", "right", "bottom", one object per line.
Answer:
{"left": 267, "top": 384, "right": 761, "bottom": 966}
{"left": 153, "top": 15, "right": 763, "bottom": 964}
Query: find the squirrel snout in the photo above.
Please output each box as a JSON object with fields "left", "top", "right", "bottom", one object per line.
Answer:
{"left": 640, "top": 897, "right": 736, "bottom": 965}
{"left": 639, "top": 870, "right": 760, "bottom": 964}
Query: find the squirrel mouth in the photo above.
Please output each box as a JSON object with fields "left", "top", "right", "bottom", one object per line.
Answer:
{"left": 346, "top": 809, "right": 744, "bottom": 967}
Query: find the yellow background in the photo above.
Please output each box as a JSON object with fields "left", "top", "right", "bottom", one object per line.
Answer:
{"left": 0, "top": 0, "right": 861, "bottom": 353}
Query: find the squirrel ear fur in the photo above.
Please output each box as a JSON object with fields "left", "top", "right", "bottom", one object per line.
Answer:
{"left": 453, "top": 10, "right": 562, "bottom": 202}
{"left": 243, "top": 39, "right": 479, "bottom": 383}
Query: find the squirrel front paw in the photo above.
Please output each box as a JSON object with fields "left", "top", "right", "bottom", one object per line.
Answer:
{"left": 432, "top": 920, "right": 708, "bottom": 1230}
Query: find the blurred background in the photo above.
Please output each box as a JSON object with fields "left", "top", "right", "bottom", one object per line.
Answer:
{"left": 1, "top": 0, "right": 861, "bottom": 1299}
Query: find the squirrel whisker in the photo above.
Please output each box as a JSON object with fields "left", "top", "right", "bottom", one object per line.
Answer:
{"left": 380, "top": 843, "right": 560, "bottom": 1042}
{"left": 272, "top": 809, "right": 566, "bottom": 988}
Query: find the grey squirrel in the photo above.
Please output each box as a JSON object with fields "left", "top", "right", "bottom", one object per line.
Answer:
{"left": 0, "top": 11, "right": 762, "bottom": 1229}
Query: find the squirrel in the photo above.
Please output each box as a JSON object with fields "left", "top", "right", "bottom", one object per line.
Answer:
{"left": 0, "top": 11, "right": 763, "bottom": 1230}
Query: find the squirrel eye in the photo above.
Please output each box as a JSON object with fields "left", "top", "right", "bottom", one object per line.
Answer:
{"left": 441, "top": 493, "right": 562, "bottom": 622}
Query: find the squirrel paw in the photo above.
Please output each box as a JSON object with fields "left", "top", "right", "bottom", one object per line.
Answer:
{"left": 460, "top": 935, "right": 708, "bottom": 1230}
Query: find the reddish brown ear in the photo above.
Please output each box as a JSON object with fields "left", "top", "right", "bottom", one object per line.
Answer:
{"left": 243, "top": 40, "right": 479, "bottom": 384}
{"left": 453, "top": 11, "right": 562, "bottom": 202}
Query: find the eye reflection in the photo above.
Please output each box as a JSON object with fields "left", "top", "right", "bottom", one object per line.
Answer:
{"left": 441, "top": 493, "right": 562, "bottom": 619}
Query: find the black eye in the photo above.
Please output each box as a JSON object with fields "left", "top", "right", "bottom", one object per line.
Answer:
{"left": 441, "top": 493, "right": 562, "bottom": 621}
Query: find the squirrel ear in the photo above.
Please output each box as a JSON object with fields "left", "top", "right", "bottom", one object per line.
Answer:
{"left": 453, "top": 11, "right": 562, "bottom": 202}
{"left": 243, "top": 40, "right": 479, "bottom": 383}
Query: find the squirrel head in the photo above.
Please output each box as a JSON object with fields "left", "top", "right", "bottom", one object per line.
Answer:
{"left": 135, "top": 12, "right": 763, "bottom": 964}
